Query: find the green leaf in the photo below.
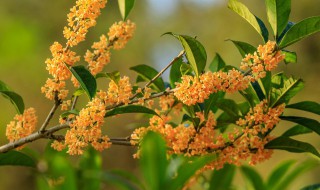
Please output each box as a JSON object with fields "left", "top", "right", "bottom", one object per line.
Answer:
{"left": 300, "top": 184, "right": 320, "bottom": 190}
{"left": 0, "top": 80, "right": 10, "bottom": 91}
{"left": 130, "top": 64, "right": 165, "bottom": 92}
{"left": 118, "top": 0, "right": 135, "bottom": 20}
{"left": 279, "top": 16, "right": 320, "bottom": 49}
{"left": 0, "top": 151, "right": 36, "bottom": 167}
{"left": 282, "top": 125, "right": 313, "bottom": 137}
{"left": 60, "top": 109, "right": 79, "bottom": 119}
{"left": 180, "top": 63, "right": 192, "bottom": 75}
{"left": 280, "top": 116, "right": 320, "bottom": 135}
{"left": 0, "top": 91, "right": 25, "bottom": 114}
{"left": 96, "top": 71, "right": 120, "bottom": 83}
{"left": 228, "top": 0, "right": 269, "bottom": 42}
{"left": 216, "top": 99, "right": 241, "bottom": 118}
{"left": 209, "top": 164, "right": 236, "bottom": 190}
{"left": 169, "top": 57, "right": 183, "bottom": 88}
{"left": 209, "top": 53, "right": 226, "bottom": 72}
{"left": 164, "top": 33, "right": 207, "bottom": 77}
{"left": 286, "top": 101, "right": 320, "bottom": 115}
{"left": 241, "top": 166, "right": 266, "bottom": 190}
{"left": 266, "top": 160, "right": 296, "bottom": 189}
{"left": 109, "top": 170, "right": 145, "bottom": 190}
{"left": 270, "top": 77, "right": 304, "bottom": 107}
{"left": 282, "top": 50, "right": 297, "bottom": 64}
{"left": 70, "top": 65, "right": 97, "bottom": 100}
{"left": 140, "top": 131, "right": 168, "bottom": 190}
{"left": 73, "top": 88, "right": 85, "bottom": 96}
{"left": 204, "top": 91, "right": 226, "bottom": 116}
{"left": 79, "top": 147, "right": 102, "bottom": 190}
{"left": 168, "top": 155, "right": 215, "bottom": 190}
{"left": 265, "top": 0, "right": 291, "bottom": 37}
{"left": 272, "top": 160, "right": 318, "bottom": 190}
{"left": 239, "top": 84, "right": 260, "bottom": 108}
{"left": 105, "top": 105, "right": 159, "bottom": 117}
{"left": 251, "top": 81, "right": 266, "bottom": 101}
{"left": 228, "top": 40, "right": 256, "bottom": 57}
{"left": 238, "top": 101, "right": 251, "bottom": 116}
{"left": 265, "top": 136, "right": 320, "bottom": 157}
{"left": 101, "top": 171, "right": 140, "bottom": 190}
{"left": 260, "top": 71, "right": 272, "bottom": 99}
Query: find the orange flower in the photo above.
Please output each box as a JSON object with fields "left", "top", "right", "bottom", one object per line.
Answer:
{"left": 108, "top": 20, "right": 136, "bottom": 50}
{"left": 41, "top": 78, "right": 69, "bottom": 100}
{"left": 104, "top": 76, "right": 133, "bottom": 105}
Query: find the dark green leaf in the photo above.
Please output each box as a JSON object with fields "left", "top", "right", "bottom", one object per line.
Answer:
{"left": 251, "top": 81, "right": 266, "bottom": 101}
{"left": 280, "top": 116, "right": 320, "bottom": 135}
{"left": 266, "top": 160, "right": 296, "bottom": 189}
{"left": 164, "top": 33, "right": 207, "bottom": 77}
{"left": 282, "top": 125, "right": 312, "bottom": 137}
{"left": 169, "top": 57, "right": 183, "bottom": 88}
{"left": 209, "top": 164, "right": 236, "bottom": 190}
{"left": 300, "top": 184, "right": 320, "bottom": 190}
{"left": 0, "top": 80, "right": 10, "bottom": 91}
{"left": 239, "top": 84, "right": 260, "bottom": 108}
{"left": 105, "top": 105, "right": 159, "bottom": 117}
{"left": 277, "top": 21, "right": 294, "bottom": 43}
{"left": 110, "top": 170, "right": 145, "bottom": 190}
{"left": 96, "top": 71, "right": 120, "bottom": 83}
{"left": 228, "top": 40, "right": 256, "bottom": 57}
{"left": 282, "top": 50, "right": 297, "bottom": 64}
{"left": 260, "top": 71, "right": 272, "bottom": 99}
{"left": 79, "top": 147, "right": 102, "bottom": 190}
{"left": 270, "top": 77, "right": 304, "bottom": 107}
{"left": 228, "top": 0, "right": 269, "bottom": 42}
{"left": 279, "top": 16, "right": 320, "bottom": 49}
{"left": 238, "top": 101, "right": 250, "bottom": 116}
{"left": 204, "top": 91, "right": 226, "bottom": 116}
{"left": 209, "top": 53, "right": 226, "bottom": 72}
{"left": 101, "top": 171, "right": 139, "bottom": 190}
{"left": 265, "top": 0, "right": 291, "bottom": 37}
{"left": 130, "top": 64, "right": 165, "bottom": 92}
{"left": 70, "top": 65, "right": 97, "bottom": 100}
{"left": 0, "top": 91, "right": 25, "bottom": 114}
{"left": 140, "top": 132, "right": 168, "bottom": 190}
{"left": 265, "top": 136, "right": 320, "bottom": 157}
{"left": 286, "top": 101, "right": 320, "bottom": 115}
{"left": 0, "top": 151, "right": 36, "bottom": 167}
{"left": 241, "top": 166, "right": 266, "bottom": 190}
{"left": 118, "top": 0, "right": 135, "bottom": 20}
{"left": 216, "top": 99, "right": 241, "bottom": 118}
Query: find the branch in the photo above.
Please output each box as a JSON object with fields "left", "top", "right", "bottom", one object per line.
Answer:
{"left": 39, "top": 93, "right": 61, "bottom": 133}
{"left": 0, "top": 123, "right": 69, "bottom": 153}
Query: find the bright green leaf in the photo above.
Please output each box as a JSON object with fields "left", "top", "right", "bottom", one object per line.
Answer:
{"left": 266, "top": 160, "right": 296, "bottom": 189}
{"left": 280, "top": 116, "right": 320, "bottom": 135}
{"left": 286, "top": 101, "right": 320, "bottom": 115}
{"left": 265, "top": 136, "right": 320, "bottom": 157}
{"left": 282, "top": 50, "right": 297, "bottom": 64}
{"left": 209, "top": 53, "right": 226, "bottom": 72}
{"left": 228, "top": 40, "right": 256, "bottom": 57}
{"left": 0, "top": 91, "right": 25, "bottom": 114}
{"left": 105, "top": 105, "right": 159, "bottom": 117}
{"left": 265, "top": 0, "right": 291, "bottom": 37}
{"left": 60, "top": 109, "right": 79, "bottom": 119}
{"left": 180, "top": 63, "right": 193, "bottom": 76}
{"left": 70, "top": 65, "right": 97, "bottom": 100}
{"left": 130, "top": 64, "right": 165, "bottom": 92}
{"left": 169, "top": 57, "right": 183, "bottom": 88}
{"left": 228, "top": 0, "right": 269, "bottom": 42}
{"left": 282, "top": 125, "right": 312, "bottom": 137}
{"left": 96, "top": 71, "right": 120, "bottom": 83}
{"left": 241, "top": 166, "right": 266, "bottom": 190}
{"left": 209, "top": 164, "right": 236, "bottom": 190}
{"left": 164, "top": 33, "right": 207, "bottom": 77}
{"left": 0, "top": 80, "right": 10, "bottom": 91}
{"left": 279, "top": 16, "right": 320, "bottom": 49}
{"left": 0, "top": 151, "right": 36, "bottom": 167}
{"left": 118, "top": 0, "right": 135, "bottom": 20}
{"left": 73, "top": 88, "right": 85, "bottom": 97}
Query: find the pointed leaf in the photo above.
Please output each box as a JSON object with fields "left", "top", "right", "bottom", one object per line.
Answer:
{"left": 0, "top": 151, "right": 36, "bottom": 167}
{"left": 279, "top": 16, "right": 320, "bottom": 48}
{"left": 204, "top": 91, "right": 226, "bottom": 116}
{"left": 252, "top": 81, "right": 266, "bottom": 101}
{"left": 216, "top": 99, "right": 241, "bottom": 118}
{"left": 241, "top": 166, "right": 266, "bottom": 190}
{"left": 118, "top": 0, "right": 135, "bottom": 20}
{"left": 140, "top": 132, "right": 168, "bottom": 190}
{"left": 300, "top": 184, "right": 320, "bottom": 190}
{"left": 280, "top": 116, "right": 320, "bottom": 135}
{"left": 105, "top": 105, "right": 159, "bottom": 117}
{"left": 265, "top": 136, "right": 320, "bottom": 157}
{"left": 228, "top": 40, "right": 256, "bottom": 57}
{"left": 267, "top": 160, "right": 296, "bottom": 189}
{"left": 282, "top": 50, "right": 297, "bottom": 64}
{"left": 209, "top": 53, "right": 226, "bottom": 72}
{"left": 270, "top": 77, "right": 304, "bottom": 107}
{"left": 164, "top": 33, "right": 207, "bottom": 77}
{"left": 209, "top": 164, "right": 236, "bottom": 190}
{"left": 286, "top": 101, "right": 320, "bottom": 115}
{"left": 96, "top": 71, "right": 120, "bottom": 83}
{"left": 0, "top": 91, "right": 25, "bottom": 114}
{"left": 169, "top": 57, "right": 183, "bottom": 88}
{"left": 130, "top": 64, "right": 165, "bottom": 92}
{"left": 0, "top": 80, "right": 10, "bottom": 91}
{"left": 239, "top": 84, "right": 260, "bottom": 108}
{"left": 260, "top": 71, "right": 272, "bottom": 99}
{"left": 282, "top": 125, "right": 312, "bottom": 137}
{"left": 60, "top": 109, "right": 79, "bottom": 119}
{"left": 265, "top": 0, "right": 291, "bottom": 37}
{"left": 228, "top": 0, "right": 269, "bottom": 42}
{"left": 70, "top": 65, "right": 97, "bottom": 100}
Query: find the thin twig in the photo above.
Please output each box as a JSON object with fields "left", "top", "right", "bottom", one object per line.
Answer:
{"left": 39, "top": 94, "right": 61, "bottom": 133}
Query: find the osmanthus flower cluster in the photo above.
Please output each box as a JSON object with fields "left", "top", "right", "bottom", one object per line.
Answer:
{"left": 174, "top": 41, "right": 285, "bottom": 106}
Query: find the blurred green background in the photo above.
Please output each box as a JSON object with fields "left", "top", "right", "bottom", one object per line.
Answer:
{"left": 0, "top": 0, "right": 319, "bottom": 189}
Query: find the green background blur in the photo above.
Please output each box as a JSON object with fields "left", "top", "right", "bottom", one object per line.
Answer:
{"left": 0, "top": 0, "right": 319, "bottom": 189}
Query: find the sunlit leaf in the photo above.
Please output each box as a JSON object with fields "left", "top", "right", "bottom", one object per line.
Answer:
{"left": 228, "top": 40, "right": 256, "bottom": 57}
{"left": 282, "top": 50, "right": 297, "bottom": 64}
{"left": 265, "top": 136, "right": 320, "bottom": 157}
{"left": 282, "top": 125, "right": 312, "bottom": 137}
{"left": 96, "top": 71, "right": 120, "bottom": 83}
{"left": 228, "top": 0, "right": 269, "bottom": 42}
{"left": 118, "top": 0, "right": 135, "bottom": 20}
{"left": 105, "top": 105, "right": 159, "bottom": 117}
{"left": 286, "top": 101, "right": 320, "bottom": 115}
{"left": 280, "top": 116, "right": 320, "bottom": 135}
{"left": 279, "top": 16, "right": 320, "bottom": 48}
{"left": 209, "top": 53, "right": 226, "bottom": 72}
{"left": 0, "top": 151, "right": 36, "bottom": 167}
{"left": 60, "top": 109, "right": 79, "bottom": 119}
{"left": 70, "top": 65, "right": 97, "bottom": 100}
